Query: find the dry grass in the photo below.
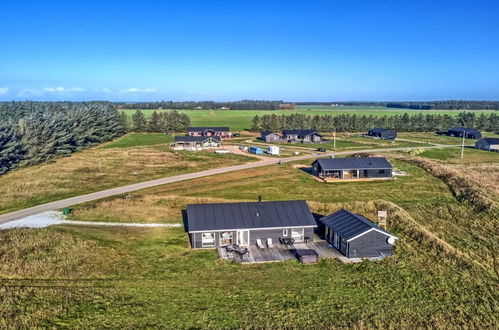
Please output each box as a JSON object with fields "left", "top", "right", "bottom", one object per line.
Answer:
{"left": 0, "top": 146, "right": 253, "bottom": 213}
{"left": 389, "top": 153, "right": 498, "bottom": 211}
{"left": 0, "top": 228, "right": 133, "bottom": 277}
{"left": 71, "top": 195, "right": 245, "bottom": 223}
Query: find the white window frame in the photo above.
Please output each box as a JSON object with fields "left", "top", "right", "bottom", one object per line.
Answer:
{"left": 291, "top": 228, "right": 304, "bottom": 242}
{"left": 201, "top": 232, "right": 216, "bottom": 248}
{"left": 282, "top": 229, "right": 288, "bottom": 236}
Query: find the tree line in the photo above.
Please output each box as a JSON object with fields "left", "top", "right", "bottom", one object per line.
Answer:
{"left": 295, "top": 101, "right": 499, "bottom": 110}
{"left": 251, "top": 112, "right": 499, "bottom": 133}
{"left": 118, "top": 100, "right": 282, "bottom": 110}
{"left": 0, "top": 102, "right": 126, "bottom": 175}
{"left": 127, "top": 110, "right": 190, "bottom": 133}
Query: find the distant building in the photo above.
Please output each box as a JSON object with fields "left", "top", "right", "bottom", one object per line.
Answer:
{"left": 367, "top": 128, "right": 397, "bottom": 140}
{"left": 319, "top": 209, "right": 397, "bottom": 258}
{"left": 187, "top": 127, "right": 231, "bottom": 139}
{"left": 311, "top": 157, "right": 393, "bottom": 180}
{"left": 260, "top": 131, "right": 282, "bottom": 143}
{"left": 438, "top": 127, "right": 482, "bottom": 139}
{"left": 174, "top": 136, "right": 221, "bottom": 150}
{"left": 278, "top": 103, "right": 295, "bottom": 110}
{"left": 475, "top": 137, "right": 499, "bottom": 152}
{"left": 282, "top": 129, "right": 323, "bottom": 143}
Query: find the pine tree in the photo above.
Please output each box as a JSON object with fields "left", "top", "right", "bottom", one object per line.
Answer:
{"left": 132, "top": 110, "right": 147, "bottom": 132}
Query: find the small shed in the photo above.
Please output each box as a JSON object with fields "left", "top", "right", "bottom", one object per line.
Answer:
{"left": 320, "top": 209, "right": 397, "bottom": 258}
{"left": 367, "top": 128, "right": 397, "bottom": 140}
{"left": 267, "top": 146, "right": 280, "bottom": 155}
{"left": 475, "top": 138, "right": 499, "bottom": 152}
{"left": 249, "top": 146, "right": 263, "bottom": 154}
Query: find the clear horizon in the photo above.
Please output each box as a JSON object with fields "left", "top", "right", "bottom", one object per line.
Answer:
{"left": 1, "top": 0, "right": 498, "bottom": 102}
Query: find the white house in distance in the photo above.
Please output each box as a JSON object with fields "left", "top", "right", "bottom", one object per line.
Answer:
{"left": 475, "top": 137, "right": 499, "bottom": 152}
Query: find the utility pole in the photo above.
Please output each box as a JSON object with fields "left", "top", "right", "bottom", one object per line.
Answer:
{"left": 461, "top": 132, "right": 465, "bottom": 159}
{"left": 333, "top": 130, "right": 336, "bottom": 149}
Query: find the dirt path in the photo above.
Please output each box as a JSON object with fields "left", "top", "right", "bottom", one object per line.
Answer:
{"left": 0, "top": 144, "right": 459, "bottom": 225}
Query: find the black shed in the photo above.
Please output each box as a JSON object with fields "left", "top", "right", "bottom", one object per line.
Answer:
{"left": 367, "top": 128, "right": 397, "bottom": 140}
{"left": 319, "top": 209, "right": 397, "bottom": 258}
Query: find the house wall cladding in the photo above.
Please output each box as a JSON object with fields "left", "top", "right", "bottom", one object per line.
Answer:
{"left": 347, "top": 230, "right": 393, "bottom": 258}
{"left": 190, "top": 227, "right": 315, "bottom": 248}
{"left": 265, "top": 134, "right": 281, "bottom": 142}
{"left": 357, "top": 169, "right": 392, "bottom": 178}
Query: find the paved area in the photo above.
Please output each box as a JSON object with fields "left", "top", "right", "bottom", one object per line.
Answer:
{"left": 0, "top": 211, "right": 182, "bottom": 230}
{"left": 0, "top": 144, "right": 458, "bottom": 225}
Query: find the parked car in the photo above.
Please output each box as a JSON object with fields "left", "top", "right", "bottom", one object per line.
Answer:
{"left": 317, "top": 148, "right": 327, "bottom": 152}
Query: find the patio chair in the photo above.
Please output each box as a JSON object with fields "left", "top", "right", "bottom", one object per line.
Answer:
{"left": 256, "top": 239, "right": 266, "bottom": 249}
{"left": 267, "top": 238, "right": 274, "bottom": 248}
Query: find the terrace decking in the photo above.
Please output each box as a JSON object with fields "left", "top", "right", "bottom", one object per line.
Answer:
{"left": 218, "top": 240, "right": 354, "bottom": 264}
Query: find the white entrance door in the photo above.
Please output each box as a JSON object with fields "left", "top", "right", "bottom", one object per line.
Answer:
{"left": 237, "top": 230, "right": 249, "bottom": 246}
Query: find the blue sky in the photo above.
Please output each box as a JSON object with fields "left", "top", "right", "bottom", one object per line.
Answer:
{"left": 0, "top": 0, "right": 498, "bottom": 102}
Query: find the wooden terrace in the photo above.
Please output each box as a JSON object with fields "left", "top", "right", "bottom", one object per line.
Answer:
{"left": 218, "top": 240, "right": 356, "bottom": 264}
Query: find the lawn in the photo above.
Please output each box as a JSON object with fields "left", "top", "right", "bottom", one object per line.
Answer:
{"left": 2, "top": 150, "right": 498, "bottom": 327}
{"left": 418, "top": 146, "right": 499, "bottom": 163}
{"left": 1, "top": 203, "right": 497, "bottom": 328}
{"left": 102, "top": 133, "right": 173, "bottom": 148}
{"left": 69, "top": 158, "right": 454, "bottom": 223}
{"left": 0, "top": 136, "right": 255, "bottom": 214}
{"left": 120, "top": 107, "right": 495, "bottom": 131}
{"left": 397, "top": 132, "right": 473, "bottom": 145}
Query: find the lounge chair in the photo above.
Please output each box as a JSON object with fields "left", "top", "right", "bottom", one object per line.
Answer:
{"left": 267, "top": 238, "right": 274, "bottom": 248}
{"left": 256, "top": 239, "right": 266, "bottom": 249}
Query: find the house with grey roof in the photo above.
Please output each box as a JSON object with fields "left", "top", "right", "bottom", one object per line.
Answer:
{"left": 260, "top": 131, "right": 282, "bottom": 143}
{"left": 282, "top": 129, "right": 323, "bottom": 143}
{"left": 367, "top": 128, "right": 397, "bottom": 140}
{"left": 174, "top": 136, "right": 221, "bottom": 150}
{"left": 475, "top": 137, "right": 499, "bottom": 152}
{"left": 438, "top": 127, "right": 482, "bottom": 139}
{"left": 186, "top": 200, "right": 317, "bottom": 249}
{"left": 320, "top": 209, "right": 397, "bottom": 258}
{"left": 187, "top": 127, "right": 231, "bottom": 138}
{"left": 311, "top": 157, "right": 393, "bottom": 180}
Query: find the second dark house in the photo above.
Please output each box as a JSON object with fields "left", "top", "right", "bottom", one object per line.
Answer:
{"left": 320, "top": 209, "right": 397, "bottom": 258}
{"left": 367, "top": 128, "right": 397, "bottom": 140}
{"left": 439, "top": 127, "right": 482, "bottom": 139}
{"left": 282, "top": 129, "right": 323, "bottom": 143}
{"left": 311, "top": 157, "right": 393, "bottom": 180}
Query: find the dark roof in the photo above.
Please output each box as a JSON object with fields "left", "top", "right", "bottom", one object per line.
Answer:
{"left": 186, "top": 200, "right": 317, "bottom": 232}
{"left": 187, "top": 127, "right": 230, "bottom": 132}
{"left": 369, "top": 128, "right": 395, "bottom": 133}
{"left": 313, "top": 157, "right": 393, "bottom": 170}
{"left": 448, "top": 127, "right": 480, "bottom": 134}
{"left": 283, "top": 129, "right": 320, "bottom": 137}
{"left": 320, "top": 209, "right": 394, "bottom": 240}
{"left": 480, "top": 137, "right": 499, "bottom": 144}
{"left": 175, "top": 136, "right": 221, "bottom": 142}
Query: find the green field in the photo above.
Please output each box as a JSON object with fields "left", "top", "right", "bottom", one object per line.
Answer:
{"left": 121, "top": 107, "right": 496, "bottom": 131}
{"left": 102, "top": 133, "right": 173, "bottom": 148}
